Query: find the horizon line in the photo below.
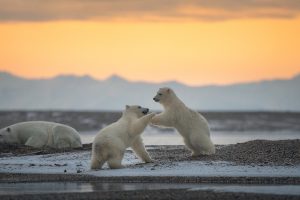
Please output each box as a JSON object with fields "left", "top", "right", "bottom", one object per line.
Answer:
{"left": 0, "top": 70, "right": 299, "bottom": 88}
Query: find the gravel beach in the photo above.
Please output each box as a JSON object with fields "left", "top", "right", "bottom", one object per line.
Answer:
{"left": 1, "top": 139, "right": 300, "bottom": 199}
{"left": 1, "top": 110, "right": 300, "bottom": 200}
{"left": 1, "top": 139, "right": 299, "bottom": 166}
{"left": 2, "top": 188, "right": 300, "bottom": 200}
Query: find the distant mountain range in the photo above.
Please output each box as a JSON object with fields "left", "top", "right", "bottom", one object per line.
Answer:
{"left": 0, "top": 71, "right": 300, "bottom": 111}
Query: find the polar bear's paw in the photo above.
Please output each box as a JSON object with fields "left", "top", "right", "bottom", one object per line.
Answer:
{"left": 190, "top": 152, "right": 209, "bottom": 157}
{"left": 144, "top": 158, "right": 155, "bottom": 163}
{"left": 107, "top": 158, "right": 124, "bottom": 169}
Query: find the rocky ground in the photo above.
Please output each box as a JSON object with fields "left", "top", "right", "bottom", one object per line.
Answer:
{"left": 149, "top": 139, "right": 300, "bottom": 166}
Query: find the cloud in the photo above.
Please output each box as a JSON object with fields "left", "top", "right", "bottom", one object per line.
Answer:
{"left": 0, "top": 0, "right": 299, "bottom": 22}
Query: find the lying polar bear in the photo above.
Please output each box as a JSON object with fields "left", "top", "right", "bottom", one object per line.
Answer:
{"left": 91, "top": 105, "right": 155, "bottom": 170}
{"left": 0, "top": 121, "right": 82, "bottom": 149}
{"left": 152, "top": 87, "right": 215, "bottom": 156}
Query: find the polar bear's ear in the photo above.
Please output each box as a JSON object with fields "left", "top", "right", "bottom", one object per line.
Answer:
{"left": 167, "top": 88, "right": 170, "bottom": 93}
{"left": 6, "top": 127, "right": 10, "bottom": 132}
{"left": 126, "top": 105, "right": 130, "bottom": 109}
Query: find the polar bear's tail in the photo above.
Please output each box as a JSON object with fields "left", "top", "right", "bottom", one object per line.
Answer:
{"left": 91, "top": 143, "right": 106, "bottom": 170}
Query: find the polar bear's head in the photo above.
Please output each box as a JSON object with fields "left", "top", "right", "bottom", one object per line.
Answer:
{"left": 153, "top": 87, "right": 175, "bottom": 106}
{"left": 0, "top": 126, "right": 18, "bottom": 144}
{"left": 124, "top": 105, "right": 149, "bottom": 118}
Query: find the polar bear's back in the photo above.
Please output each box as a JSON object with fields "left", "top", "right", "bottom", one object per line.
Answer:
{"left": 93, "top": 121, "right": 128, "bottom": 150}
{"left": 10, "top": 121, "right": 82, "bottom": 148}
{"left": 52, "top": 124, "right": 82, "bottom": 148}
{"left": 11, "top": 121, "right": 54, "bottom": 143}
{"left": 193, "top": 110, "right": 211, "bottom": 136}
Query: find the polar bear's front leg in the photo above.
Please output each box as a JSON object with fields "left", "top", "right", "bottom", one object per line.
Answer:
{"left": 151, "top": 113, "right": 173, "bottom": 128}
{"left": 132, "top": 113, "right": 155, "bottom": 134}
{"left": 131, "top": 136, "right": 153, "bottom": 163}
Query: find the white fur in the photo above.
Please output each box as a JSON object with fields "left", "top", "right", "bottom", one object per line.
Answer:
{"left": 152, "top": 88, "right": 215, "bottom": 156}
{"left": 91, "top": 105, "right": 155, "bottom": 170}
{"left": 0, "top": 121, "right": 82, "bottom": 149}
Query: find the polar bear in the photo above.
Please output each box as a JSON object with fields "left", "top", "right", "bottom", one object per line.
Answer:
{"left": 91, "top": 105, "right": 155, "bottom": 170}
{"left": 152, "top": 87, "right": 215, "bottom": 156}
{"left": 0, "top": 121, "right": 82, "bottom": 149}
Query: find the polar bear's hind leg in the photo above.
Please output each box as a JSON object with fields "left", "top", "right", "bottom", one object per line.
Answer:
{"left": 190, "top": 133, "right": 215, "bottom": 156}
{"left": 53, "top": 125, "right": 82, "bottom": 148}
{"left": 72, "top": 139, "right": 82, "bottom": 148}
{"left": 107, "top": 152, "right": 124, "bottom": 169}
{"left": 25, "top": 135, "right": 47, "bottom": 148}
{"left": 91, "top": 144, "right": 107, "bottom": 170}
{"left": 56, "top": 139, "right": 72, "bottom": 149}
{"left": 91, "top": 157, "right": 105, "bottom": 170}
{"left": 183, "top": 139, "right": 203, "bottom": 157}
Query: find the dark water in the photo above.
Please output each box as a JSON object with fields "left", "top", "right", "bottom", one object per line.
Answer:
{"left": 1, "top": 111, "right": 300, "bottom": 144}
{"left": 1, "top": 111, "right": 300, "bottom": 132}
{"left": 1, "top": 182, "right": 300, "bottom": 196}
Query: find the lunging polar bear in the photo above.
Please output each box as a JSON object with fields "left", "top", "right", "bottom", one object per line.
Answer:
{"left": 152, "top": 88, "right": 215, "bottom": 156}
{"left": 91, "top": 105, "right": 155, "bottom": 170}
{"left": 0, "top": 121, "right": 82, "bottom": 149}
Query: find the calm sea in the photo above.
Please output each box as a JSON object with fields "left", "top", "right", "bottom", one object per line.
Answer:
{"left": 78, "top": 112, "right": 300, "bottom": 145}
{"left": 0, "top": 111, "right": 299, "bottom": 145}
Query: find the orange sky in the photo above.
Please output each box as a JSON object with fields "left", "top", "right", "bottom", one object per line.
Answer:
{"left": 1, "top": 8, "right": 300, "bottom": 85}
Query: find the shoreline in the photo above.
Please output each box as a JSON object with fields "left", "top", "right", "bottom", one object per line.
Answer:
{"left": 1, "top": 139, "right": 300, "bottom": 199}
{"left": 2, "top": 189, "right": 300, "bottom": 200}
{"left": 2, "top": 173, "right": 300, "bottom": 184}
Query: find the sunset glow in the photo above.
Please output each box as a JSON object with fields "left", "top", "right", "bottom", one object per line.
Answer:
{"left": 0, "top": 1, "right": 300, "bottom": 86}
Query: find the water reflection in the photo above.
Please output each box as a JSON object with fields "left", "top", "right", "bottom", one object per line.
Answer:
{"left": 0, "top": 182, "right": 193, "bottom": 195}
{"left": 81, "top": 130, "right": 300, "bottom": 145}
{"left": 189, "top": 185, "right": 300, "bottom": 196}
{"left": 1, "top": 182, "right": 300, "bottom": 196}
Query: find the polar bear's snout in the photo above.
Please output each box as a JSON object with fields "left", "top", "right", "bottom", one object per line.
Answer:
{"left": 153, "top": 90, "right": 165, "bottom": 102}
{"left": 153, "top": 97, "right": 159, "bottom": 102}
{"left": 142, "top": 108, "right": 149, "bottom": 114}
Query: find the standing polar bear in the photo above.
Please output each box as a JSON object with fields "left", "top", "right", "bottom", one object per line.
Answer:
{"left": 152, "top": 88, "right": 215, "bottom": 156}
{"left": 91, "top": 105, "right": 155, "bottom": 170}
{"left": 0, "top": 121, "right": 82, "bottom": 149}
